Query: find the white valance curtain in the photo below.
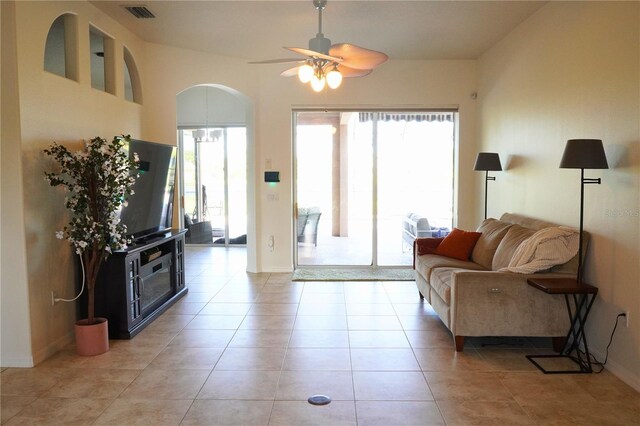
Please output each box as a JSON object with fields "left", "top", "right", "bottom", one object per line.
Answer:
{"left": 358, "top": 112, "right": 455, "bottom": 123}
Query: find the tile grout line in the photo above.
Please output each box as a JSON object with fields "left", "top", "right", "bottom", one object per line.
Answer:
{"left": 266, "top": 272, "right": 300, "bottom": 426}
{"left": 177, "top": 270, "right": 251, "bottom": 425}
{"left": 386, "top": 281, "right": 448, "bottom": 424}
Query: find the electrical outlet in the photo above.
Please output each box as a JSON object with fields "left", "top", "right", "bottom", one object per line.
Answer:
{"left": 51, "top": 291, "right": 57, "bottom": 306}
{"left": 268, "top": 235, "right": 275, "bottom": 252}
{"left": 624, "top": 311, "right": 629, "bottom": 328}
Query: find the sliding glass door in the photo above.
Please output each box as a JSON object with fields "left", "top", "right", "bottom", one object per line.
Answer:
{"left": 179, "top": 127, "right": 247, "bottom": 246}
{"left": 295, "top": 113, "right": 373, "bottom": 266}
{"left": 294, "top": 110, "right": 455, "bottom": 268}
{"left": 376, "top": 114, "right": 455, "bottom": 265}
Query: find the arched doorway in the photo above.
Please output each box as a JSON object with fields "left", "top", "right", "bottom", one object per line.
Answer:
{"left": 176, "top": 85, "right": 256, "bottom": 271}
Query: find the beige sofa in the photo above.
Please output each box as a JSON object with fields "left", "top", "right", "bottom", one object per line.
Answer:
{"left": 414, "top": 213, "right": 582, "bottom": 351}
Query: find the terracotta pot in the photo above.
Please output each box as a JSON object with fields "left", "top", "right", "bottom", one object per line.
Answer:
{"left": 75, "top": 317, "right": 109, "bottom": 356}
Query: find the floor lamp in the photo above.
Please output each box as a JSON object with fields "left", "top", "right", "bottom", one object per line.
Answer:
{"left": 474, "top": 152, "right": 502, "bottom": 220}
{"left": 560, "top": 139, "right": 608, "bottom": 284}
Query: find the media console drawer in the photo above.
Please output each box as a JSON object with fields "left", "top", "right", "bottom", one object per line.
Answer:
{"left": 139, "top": 252, "right": 172, "bottom": 279}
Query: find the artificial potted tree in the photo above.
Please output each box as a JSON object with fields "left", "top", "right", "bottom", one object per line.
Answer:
{"left": 45, "top": 135, "right": 138, "bottom": 356}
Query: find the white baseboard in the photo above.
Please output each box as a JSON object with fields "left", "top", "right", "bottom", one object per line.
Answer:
{"left": 590, "top": 348, "right": 640, "bottom": 392}
{"left": 265, "top": 267, "right": 294, "bottom": 273}
{"left": 0, "top": 356, "right": 34, "bottom": 368}
{"left": 32, "top": 331, "right": 74, "bottom": 366}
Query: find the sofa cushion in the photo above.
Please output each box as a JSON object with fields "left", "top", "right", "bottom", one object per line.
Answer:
{"left": 429, "top": 268, "right": 458, "bottom": 304}
{"left": 492, "top": 225, "right": 536, "bottom": 271}
{"left": 415, "top": 254, "right": 486, "bottom": 283}
{"left": 435, "top": 228, "right": 482, "bottom": 261}
{"left": 499, "top": 212, "right": 585, "bottom": 275}
{"left": 500, "top": 213, "right": 557, "bottom": 232}
{"left": 471, "top": 219, "right": 513, "bottom": 269}
{"left": 499, "top": 226, "right": 580, "bottom": 274}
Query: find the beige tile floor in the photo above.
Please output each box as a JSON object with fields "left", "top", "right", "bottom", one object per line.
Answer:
{"left": 2, "top": 246, "right": 639, "bottom": 425}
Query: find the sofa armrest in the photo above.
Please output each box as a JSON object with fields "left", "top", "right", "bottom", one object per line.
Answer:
{"left": 448, "top": 270, "right": 572, "bottom": 337}
{"left": 414, "top": 237, "right": 443, "bottom": 255}
{"left": 413, "top": 237, "right": 444, "bottom": 268}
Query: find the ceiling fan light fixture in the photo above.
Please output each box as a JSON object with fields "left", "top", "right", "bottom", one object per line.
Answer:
{"left": 298, "top": 63, "right": 314, "bottom": 83}
{"left": 326, "top": 67, "right": 342, "bottom": 89}
{"left": 250, "top": 0, "right": 387, "bottom": 93}
{"left": 311, "top": 74, "right": 326, "bottom": 92}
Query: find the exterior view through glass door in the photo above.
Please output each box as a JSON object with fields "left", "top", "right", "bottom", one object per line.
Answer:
{"left": 179, "top": 127, "right": 247, "bottom": 246}
{"left": 294, "top": 111, "right": 455, "bottom": 267}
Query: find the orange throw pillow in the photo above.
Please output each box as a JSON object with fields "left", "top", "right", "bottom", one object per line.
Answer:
{"left": 435, "top": 228, "right": 482, "bottom": 261}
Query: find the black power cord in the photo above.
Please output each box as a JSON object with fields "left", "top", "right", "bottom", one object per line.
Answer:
{"left": 577, "top": 313, "right": 626, "bottom": 373}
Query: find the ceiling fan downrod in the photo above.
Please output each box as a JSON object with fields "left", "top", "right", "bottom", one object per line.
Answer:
{"left": 314, "top": 0, "right": 326, "bottom": 35}
{"left": 310, "top": 0, "right": 330, "bottom": 55}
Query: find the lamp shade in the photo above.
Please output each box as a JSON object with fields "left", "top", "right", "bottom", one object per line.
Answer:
{"left": 473, "top": 152, "right": 502, "bottom": 171}
{"left": 560, "top": 139, "right": 608, "bottom": 169}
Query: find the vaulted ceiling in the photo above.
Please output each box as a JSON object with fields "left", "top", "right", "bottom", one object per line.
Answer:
{"left": 92, "top": 1, "right": 545, "bottom": 61}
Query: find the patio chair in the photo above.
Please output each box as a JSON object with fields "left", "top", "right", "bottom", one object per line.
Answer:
{"left": 298, "top": 207, "right": 321, "bottom": 246}
{"left": 184, "top": 214, "right": 213, "bottom": 244}
{"left": 297, "top": 211, "right": 309, "bottom": 243}
{"left": 305, "top": 211, "right": 321, "bottom": 246}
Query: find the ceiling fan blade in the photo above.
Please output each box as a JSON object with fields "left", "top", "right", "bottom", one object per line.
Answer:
{"left": 248, "top": 58, "right": 304, "bottom": 64}
{"left": 328, "top": 43, "right": 388, "bottom": 70}
{"left": 336, "top": 65, "right": 373, "bottom": 78}
{"left": 284, "top": 47, "right": 343, "bottom": 63}
{"left": 280, "top": 66, "right": 301, "bottom": 77}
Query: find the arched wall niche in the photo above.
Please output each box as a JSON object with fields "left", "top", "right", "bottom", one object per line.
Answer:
{"left": 43, "top": 13, "right": 78, "bottom": 80}
{"left": 123, "top": 46, "right": 142, "bottom": 104}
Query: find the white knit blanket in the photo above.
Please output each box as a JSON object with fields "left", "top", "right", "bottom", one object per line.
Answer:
{"left": 499, "top": 226, "right": 580, "bottom": 274}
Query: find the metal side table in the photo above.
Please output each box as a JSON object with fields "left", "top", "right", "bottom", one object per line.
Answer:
{"left": 526, "top": 277, "right": 598, "bottom": 374}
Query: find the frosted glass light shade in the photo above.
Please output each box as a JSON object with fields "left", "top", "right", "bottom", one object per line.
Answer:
{"left": 192, "top": 129, "right": 206, "bottom": 140}
{"left": 311, "top": 74, "right": 325, "bottom": 92}
{"left": 298, "top": 64, "right": 314, "bottom": 83}
{"left": 326, "top": 69, "right": 342, "bottom": 89}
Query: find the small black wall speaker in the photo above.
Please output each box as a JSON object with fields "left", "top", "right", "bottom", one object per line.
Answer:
{"left": 264, "top": 171, "right": 280, "bottom": 182}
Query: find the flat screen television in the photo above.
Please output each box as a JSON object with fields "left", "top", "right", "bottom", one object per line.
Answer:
{"left": 119, "top": 139, "right": 177, "bottom": 243}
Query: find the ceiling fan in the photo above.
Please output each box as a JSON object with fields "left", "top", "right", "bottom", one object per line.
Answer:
{"left": 249, "top": 0, "right": 388, "bottom": 92}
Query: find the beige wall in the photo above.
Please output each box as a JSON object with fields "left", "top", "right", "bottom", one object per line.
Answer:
{"left": 6, "top": 1, "right": 146, "bottom": 364}
{"left": 1, "top": 1, "right": 33, "bottom": 367}
{"left": 478, "top": 2, "right": 640, "bottom": 388}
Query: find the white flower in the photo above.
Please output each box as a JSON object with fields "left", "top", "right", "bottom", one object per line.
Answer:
{"left": 45, "top": 136, "right": 138, "bottom": 257}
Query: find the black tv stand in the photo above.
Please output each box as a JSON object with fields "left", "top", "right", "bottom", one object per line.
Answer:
{"left": 94, "top": 229, "right": 187, "bottom": 339}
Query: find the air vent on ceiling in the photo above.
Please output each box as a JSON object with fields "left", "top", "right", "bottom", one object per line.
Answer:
{"left": 123, "top": 5, "right": 155, "bottom": 19}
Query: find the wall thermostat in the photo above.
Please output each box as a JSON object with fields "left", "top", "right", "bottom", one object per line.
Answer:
{"left": 265, "top": 171, "right": 280, "bottom": 182}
